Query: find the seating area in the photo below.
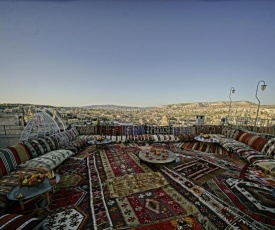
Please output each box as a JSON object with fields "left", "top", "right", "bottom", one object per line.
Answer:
{"left": 0, "top": 125, "right": 275, "bottom": 229}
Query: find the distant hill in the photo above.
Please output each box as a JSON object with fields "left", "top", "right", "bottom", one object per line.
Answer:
{"left": 82, "top": 104, "right": 155, "bottom": 110}
{"left": 2, "top": 101, "right": 274, "bottom": 111}
{"left": 159, "top": 101, "right": 258, "bottom": 108}
{"left": 81, "top": 101, "right": 265, "bottom": 111}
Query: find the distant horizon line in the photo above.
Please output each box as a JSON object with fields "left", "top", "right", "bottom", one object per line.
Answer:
{"left": 2, "top": 100, "right": 275, "bottom": 108}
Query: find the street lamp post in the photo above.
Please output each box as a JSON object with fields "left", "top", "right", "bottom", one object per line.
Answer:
{"left": 227, "top": 87, "right": 236, "bottom": 124}
{"left": 254, "top": 80, "right": 267, "bottom": 132}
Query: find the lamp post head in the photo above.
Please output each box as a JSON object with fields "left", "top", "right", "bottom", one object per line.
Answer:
{"left": 232, "top": 88, "right": 236, "bottom": 94}
{"left": 261, "top": 84, "right": 267, "bottom": 91}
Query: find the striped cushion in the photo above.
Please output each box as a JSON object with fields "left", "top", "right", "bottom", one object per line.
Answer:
{"left": 219, "top": 138, "right": 248, "bottom": 152}
{"left": 44, "top": 136, "right": 58, "bottom": 150}
{"left": 237, "top": 133, "right": 268, "bottom": 152}
{"left": 250, "top": 137, "right": 268, "bottom": 152}
{"left": 17, "top": 149, "right": 74, "bottom": 170}
{"left": 71, "top": 126, "right": 79, "bottom": 136}
{"left": 63, "top": 129, "right": 75, "bottom": 141}
{"left": 38, "top": 138, "right": 52, "bottom": 153}
{"left": 29, "top": 139, "right": 45, "bottom": 156}
{"left": 64, "top": 128, "right": 79, "bottom": 141}
{"left": 232, "top": 129, "right": 240, "bottom": 139}
{"left": 51, "top": 132, "right": 70, "bottom": 147}
{"left": 235, "top": 130, "right": 245, "bottom": 141}
{"left": 0, "top": 149, "right": 18, "bottom": 178}
{"left": 238, "top": 133, "right": 253, "bottom": 144}
{"left": 266, "top": 144, "right": 275, "bottom": 158}
{"left": 21, "top": 141, "right": 38, "bottom": 158}
{"left": 221, "top": 127, "right": 229, "bottom": 136}
{"left": 262, "top": 138, "right": 275, "bottom": 155}
{"left": 7, "top": 143, "right": 31, "bottom": 164}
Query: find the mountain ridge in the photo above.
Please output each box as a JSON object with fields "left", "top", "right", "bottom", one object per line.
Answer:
{"left": 82, "top": 101, "right": 260, "bottom": 110}
{"left": 1, "top": 100, "right": 274, "bottom": 110}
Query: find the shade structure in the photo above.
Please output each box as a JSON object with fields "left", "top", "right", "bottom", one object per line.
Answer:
{"left": 19, "top": 108, "right": 63, "bottom": 142}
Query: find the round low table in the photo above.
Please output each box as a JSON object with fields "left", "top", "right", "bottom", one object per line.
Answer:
{"left": 139, "top": 150, "right": 177, "bottom": 164}
{"left": 7, "top": 174, "right": 60, "bottom": 210}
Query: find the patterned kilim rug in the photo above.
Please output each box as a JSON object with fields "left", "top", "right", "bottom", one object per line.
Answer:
{"left": 7, "top": 157, "right": 95, "bottom": 229}
{"left": 88, "top": 148, "right": 196, "bottom": 229}
{"left": 107, "top": 172, "right": 168, "bottom": 198}
{"left": 202, "top": 168, "right": 275, "bottom": 229}
{"left": 168, "top": 158, "right": 227, "bottom": 185}
{"left": 240, "top": 163, "right": 275, "bottom": 187}
{"left": 179, "top": 142, "right": 228, "bottom": 156}
{"left": 161, "top": 167, "right": 273, "bottom": 230}
{"left": 4, "top": 144, "right": 275, "bottom": 230}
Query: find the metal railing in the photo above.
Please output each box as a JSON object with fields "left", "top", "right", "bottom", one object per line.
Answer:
{"left": 227, "top": 116, "right": 275, "bottom": 136}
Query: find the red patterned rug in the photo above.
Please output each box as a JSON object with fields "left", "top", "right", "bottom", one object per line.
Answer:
{"left": 169, "top": 158, "right": 226, "bottom": 185}
{"left": 240, "top": 163, "right": 275, "bottom": 187}
{"left": 7, "top": 157, "right": 95, "bottom": 229}
{"left": 202, "top": 169, "right": 275, "bottom": 229}
{"left": 4, "top": 144, "right": 274, "bottom": 230}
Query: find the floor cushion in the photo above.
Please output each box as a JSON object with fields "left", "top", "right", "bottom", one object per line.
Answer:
{"left": 17, "top": 150, "right": 74, "bottom": 170}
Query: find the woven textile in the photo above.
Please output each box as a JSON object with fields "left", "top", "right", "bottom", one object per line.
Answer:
{"left": 21, "top": 140, "right": 38, "bottom": 158}
{"left": 161, "top": 167, "right": 267, "bottom": 229}
{"left": 51, "top": 132, "right": 70, "bottom": 147}
{"left": 253, "top": 160, "right": 275, "bottom": 176}
{"left": 131, "top": 219, "right": 178, "bottom": 230}
{"left": 170, "top": 158, "right": 226, "bottom": 185}
{"left": 44, "top": 136, "right": 58, "bottom": 150}
{"left": 37, "top": 138, "right": 52, "bottom": 152}
{"left": 107, "top": 172, "right": 168, "bottom": 198}
{"left": 0, "top": 214, "right": 43, "bottom": 230}
{"left": 29, "top": 139, "right": 45, "bottom": 156}
{"left": 64, "top": 128, "right": 78, "bottom": 141}
{"left": 202, "top": 170, "right": 275, "bottom": 229}
{"left": 88, "top": 152, "right": 195, "bottom": 229}
{"left": 18, "top": 149, "right": 74, "bottom": 170}
{"left": 262, "top": 138, "right": 275, "bottom": 156}
{"left": 180, "top": 141, "right": 229, "bottom": 156}
{"left": 240, "top": 164, "right": 275, "bottom": 187}
{"left": 4, "top": 143, "right": 275, "bottom": 230}
{"left": 237, "top": 133, "right": 268, "bottom": 152}
{"left": 0, "top": 149, "right": 18, "bottom": 178}
{"left": 75, "top": 125, "right": 97, "bottom": 135}
{"left": 7, "top": 143, "right": 31, "bottom": 164}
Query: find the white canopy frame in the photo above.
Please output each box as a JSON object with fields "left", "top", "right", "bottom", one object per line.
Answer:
{"left": 19, "top": 108, "right": 63, "bottom": 142}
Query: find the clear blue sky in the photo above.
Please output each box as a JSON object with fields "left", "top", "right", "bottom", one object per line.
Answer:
{"left": 1, "top": 0, "right": 274, "bottom": 107}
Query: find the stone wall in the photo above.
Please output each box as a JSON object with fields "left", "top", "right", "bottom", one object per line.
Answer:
{"left": 0, "top": 134, "right": 22, "bottom": 148}
{"left": 0, "top": 113, "right": 24, "bottom": 148}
